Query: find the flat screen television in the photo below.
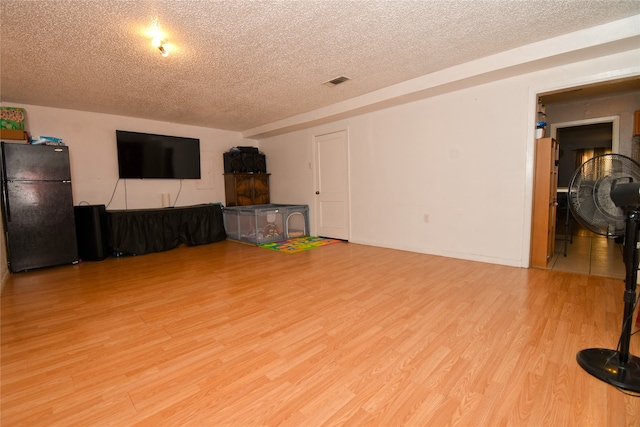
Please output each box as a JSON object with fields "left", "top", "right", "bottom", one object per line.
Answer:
{"left": 116, "top": 130, "right": 201, "bottom": 179}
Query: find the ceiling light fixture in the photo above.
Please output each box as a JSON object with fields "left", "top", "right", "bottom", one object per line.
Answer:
{"left": 152, "top": 37, "right": 169, "bottom": 57}
{"left": 148, "top": 19, "right": 169, "bottom": 57}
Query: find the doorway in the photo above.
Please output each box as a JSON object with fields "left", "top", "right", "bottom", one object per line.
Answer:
{"left": 551, "top": 116, "right": 619, "bottom": 187}
{"left": 548, "top": 116, "right": 623, "bottom": 278}
{"left": 314, "top": 130, "right": 350, "bottom": 240}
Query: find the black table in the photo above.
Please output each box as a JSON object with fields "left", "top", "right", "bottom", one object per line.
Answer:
{"left": 106, "top": 204, "right": 226, "bottom": 256}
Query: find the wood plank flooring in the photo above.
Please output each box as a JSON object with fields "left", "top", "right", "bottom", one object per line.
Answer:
{"left": 1, "top": 240, "right": 639, "bottom": 426}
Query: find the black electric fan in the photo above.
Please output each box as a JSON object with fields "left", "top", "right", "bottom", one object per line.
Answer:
{"left": 568, "top": 153, "right": 640, "bottom": 392}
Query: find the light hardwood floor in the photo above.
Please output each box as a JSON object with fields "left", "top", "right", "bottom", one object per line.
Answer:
{"left": 2, "top": 240, "right": 639, "bottom": 426}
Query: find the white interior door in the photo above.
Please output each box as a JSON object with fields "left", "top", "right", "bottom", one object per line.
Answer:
{"left": 315, "top": 130, "right": 350, "bottom": 240}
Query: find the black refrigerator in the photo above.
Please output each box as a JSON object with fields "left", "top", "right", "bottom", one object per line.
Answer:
{"left": 1, "top": 142, "right": 78, "bottom": 272}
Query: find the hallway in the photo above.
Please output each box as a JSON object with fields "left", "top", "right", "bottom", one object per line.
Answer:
{"left": 550, "top": 219, "right": 625, "bottom": 279}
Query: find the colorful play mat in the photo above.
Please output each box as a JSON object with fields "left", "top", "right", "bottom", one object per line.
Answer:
{"left": 258, "top": 236, "right": 342, "bottom": 253}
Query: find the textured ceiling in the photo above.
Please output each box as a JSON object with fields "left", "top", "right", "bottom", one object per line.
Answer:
{"left": 1, "top": 1, "right": 639, "bottom": 135}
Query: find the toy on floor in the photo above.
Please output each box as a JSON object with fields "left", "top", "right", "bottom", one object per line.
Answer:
{"left": 261, "top": 212, "right": 281, "bottom": 239}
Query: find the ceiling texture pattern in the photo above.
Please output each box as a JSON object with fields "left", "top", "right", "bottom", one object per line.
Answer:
{"left": 1, "top": 1, "right": 639, "bottom": 136}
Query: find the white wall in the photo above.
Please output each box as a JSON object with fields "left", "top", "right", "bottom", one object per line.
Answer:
{"left": 5, "top": 105, "right": 254, "bottom": 209}
{"left": 0, "top": 107, "right": 254, "bottom": 289}
{"left": 261, "top": 49, "right": 640, "bottom": 268}
{"left": 545, "top": 91, "right": 640, "bottom": 160}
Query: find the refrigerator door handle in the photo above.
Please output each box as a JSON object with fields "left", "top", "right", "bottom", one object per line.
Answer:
{"left": 1, "top": 150, "right": 10, "bottom": 222}
{"left": 1, "top": 181, "right": 9, "bottom": 222}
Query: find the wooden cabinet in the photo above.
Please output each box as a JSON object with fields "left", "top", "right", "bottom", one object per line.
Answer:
{"left": 224, "top": 173, "right": 270, "bottom": 206}
{"left": 531, "top": 137, "right": 559, "bottom": 268}
{"left": 634, "top": 110, "right": 640, "bottom": 136}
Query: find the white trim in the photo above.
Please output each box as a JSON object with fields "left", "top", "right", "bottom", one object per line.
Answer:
{"left": 521, "top": 87, "right": 540, "bottom": 268}
{"left": 550, "top": 116, "right": 620, "bottom": 154}
{"left": 536, "top": 66, "right": 640, "bottom": 100}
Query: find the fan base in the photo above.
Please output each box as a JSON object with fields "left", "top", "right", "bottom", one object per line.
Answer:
{"left": 577, "top": 348, "right": 640, "bottom": 393}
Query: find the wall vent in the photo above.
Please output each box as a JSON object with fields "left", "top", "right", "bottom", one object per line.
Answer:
{"left": 323, "top": 76, "right": 350, "bottom": 87}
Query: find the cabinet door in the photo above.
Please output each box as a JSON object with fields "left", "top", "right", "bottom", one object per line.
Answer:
{"left": 234, "top": 175, "right": 254, "bottom": 206}
{"left": 224, "top": 173, "right": 270, "bottom": 206}
{"left": 252, "top": 175, "right": 270, "bottom": 204}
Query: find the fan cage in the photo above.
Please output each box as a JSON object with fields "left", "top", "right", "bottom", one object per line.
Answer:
{"left": 568, "top": 153, "right": 640, "bottom": 237}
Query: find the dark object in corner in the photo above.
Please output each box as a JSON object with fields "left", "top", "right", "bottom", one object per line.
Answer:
{"left": 74, "top": 205, "right": 109, "bottom": 261}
